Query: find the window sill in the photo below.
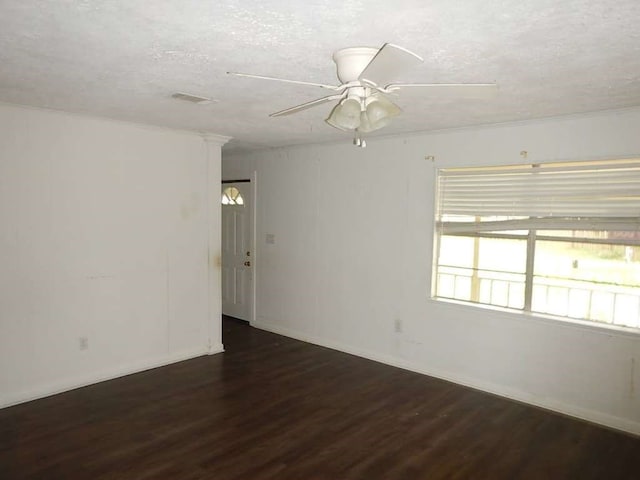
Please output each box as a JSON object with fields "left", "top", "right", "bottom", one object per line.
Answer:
{"left": 430, "top": 296, "right": 640, "bottom": 339}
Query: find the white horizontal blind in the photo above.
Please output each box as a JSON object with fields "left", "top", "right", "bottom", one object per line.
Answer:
{"left": 437, "top": 160, "right": 640, "bottom": 225}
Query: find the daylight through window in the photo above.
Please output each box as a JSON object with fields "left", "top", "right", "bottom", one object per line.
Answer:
{"left": 222, "top": 186, "right": 244, "bottom": 206}
{"left": 433, "top": 159, "right": 640, "bottom": 330}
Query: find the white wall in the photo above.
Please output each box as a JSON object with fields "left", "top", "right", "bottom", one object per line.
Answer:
{"left": 0, "top": 103, "right": 228, "bottom": 407}
{"left": 223, "top": 107, "right": 640, "bottom": 435}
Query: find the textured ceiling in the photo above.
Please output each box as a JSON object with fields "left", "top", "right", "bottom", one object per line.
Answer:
{"left": 0, "top": 1, "right": 639, "bottom": 151}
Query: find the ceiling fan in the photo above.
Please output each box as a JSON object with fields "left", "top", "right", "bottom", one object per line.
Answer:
{"left": 228, "top": 43, "right": 498, "bottom": 147}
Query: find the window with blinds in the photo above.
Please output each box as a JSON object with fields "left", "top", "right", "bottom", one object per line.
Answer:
{"left": 433, "top": 159, "right": 640, "bottom": 330}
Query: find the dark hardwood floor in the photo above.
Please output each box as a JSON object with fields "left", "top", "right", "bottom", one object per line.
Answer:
{"left": 1, "top": 316, "right": 639, "bottom": 479}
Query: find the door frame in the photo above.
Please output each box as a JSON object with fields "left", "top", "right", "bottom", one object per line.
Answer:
{"left": 221, "top": 171, "right": 257, "bottom": 324}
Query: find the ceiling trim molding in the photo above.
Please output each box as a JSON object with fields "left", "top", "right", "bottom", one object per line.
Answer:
{"left": 201, "top": 132, "right": 232, "bottom": 146}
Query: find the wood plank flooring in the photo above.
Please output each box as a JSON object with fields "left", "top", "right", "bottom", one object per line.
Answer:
{"left": 1, "top": 316, "right": 639, "bottom": 479}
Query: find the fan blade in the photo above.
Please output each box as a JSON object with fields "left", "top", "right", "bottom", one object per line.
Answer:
{"left": 358, "top": 44, "right": 423, "bottom": 87}
{"left": 386, "top": 83, "right": 499, "bottom": 99}
{"left": 270, "top": 94, "right": 344, "bottom": 117}
{"left": 227, "top": 72, "right": 343, "bottom": 91}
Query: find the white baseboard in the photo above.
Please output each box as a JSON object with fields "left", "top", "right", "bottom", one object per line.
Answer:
{"left": 208, "top": 342, "right": 225, "bottom": 354}
{"left": 252, "top": 320, "right": 640, "bottom": 437}
{"left": 0, "top": 345, "right": 223, "bottom": 409}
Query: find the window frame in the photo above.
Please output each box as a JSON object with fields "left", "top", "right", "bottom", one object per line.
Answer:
{"left": 432, "top": 159, "right": 640, "bottom": 333}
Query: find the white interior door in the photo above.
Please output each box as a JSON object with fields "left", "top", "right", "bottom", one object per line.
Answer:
{"left": 221, "top": 181, "right": 253, "bottom": 321}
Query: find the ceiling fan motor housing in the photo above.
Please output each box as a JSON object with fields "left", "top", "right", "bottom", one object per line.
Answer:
{"left": 332, "top": 47, "right": 378, "bottom": 83}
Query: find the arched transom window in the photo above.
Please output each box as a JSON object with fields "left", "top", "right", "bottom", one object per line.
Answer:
{"left": 221, "top": 186, "right": 244, "bottom": 206}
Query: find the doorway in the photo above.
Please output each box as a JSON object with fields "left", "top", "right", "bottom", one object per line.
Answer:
{"left": 221, "top": 180, "right": 254, "bottom": 322}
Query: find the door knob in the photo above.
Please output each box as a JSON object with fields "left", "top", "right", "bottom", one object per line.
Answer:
{"left": 244, "top": 261, "right": 251, "bottom": 267}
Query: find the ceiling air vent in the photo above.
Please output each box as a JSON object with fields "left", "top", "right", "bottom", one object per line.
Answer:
{"left": 171, "top": 92, "right": 217, "bottom": 105}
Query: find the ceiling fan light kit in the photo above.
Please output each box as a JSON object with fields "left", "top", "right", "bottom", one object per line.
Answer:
{"left": 327, "top": 96, "right": 361, "bottom": 130}
{"left": 228, "top": 43, "right": 498, "bottom": 147}
{"left": 362, "top": 95, "right": 401, "bottom": 132}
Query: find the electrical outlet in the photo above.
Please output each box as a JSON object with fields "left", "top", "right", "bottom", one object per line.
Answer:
{"left": 79, "top": 336, "right": 89, "bottom": 351}
{"left": 394, "top": 318, "right": 403, "bottom": 333}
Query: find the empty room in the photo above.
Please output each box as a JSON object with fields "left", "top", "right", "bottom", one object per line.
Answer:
{"left": 1, "top": 1, "right": 640, "bottom": 479}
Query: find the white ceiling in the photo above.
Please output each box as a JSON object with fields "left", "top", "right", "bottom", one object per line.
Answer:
{"left": 1, "top": 1, "right": 639, "bottom": 152}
